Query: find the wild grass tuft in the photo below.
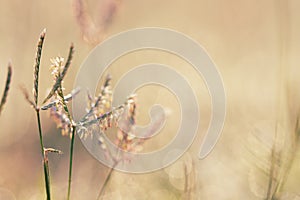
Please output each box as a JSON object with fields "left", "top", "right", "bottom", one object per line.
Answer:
{"left": 19, "top": 29, "right": 162, "bottom": 200}
{"left": 28, "top": 37, "right": 140, "bottom": 199}
{"left": 21, "top": 29, "right": 67, "bottom": 200}
{"left": 248, "top": 115, "right": 300, "bottom": 199}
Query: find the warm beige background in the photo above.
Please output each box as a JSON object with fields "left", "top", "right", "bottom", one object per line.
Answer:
{"left": 0, "top": 0, "right": 299, "bottom": 199}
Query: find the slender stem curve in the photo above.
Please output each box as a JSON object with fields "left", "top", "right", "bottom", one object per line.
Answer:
{"left": 97, "top": 161, "right": 118, "bottom": 200}
{"left": 37, "top": 110, "right": 51, "bottom": 200}
{"left": 67, "top": 126, "right": 76, "bottom": 200}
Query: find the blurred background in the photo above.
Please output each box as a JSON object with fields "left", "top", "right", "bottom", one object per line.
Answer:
{"left": 0, "top": 0, "right": 300, "bottom": 199}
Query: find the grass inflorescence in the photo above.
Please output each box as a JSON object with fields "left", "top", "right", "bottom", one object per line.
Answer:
{"left": 21, "top": 29, "right": 52, "bottom": 200}
{"left": 21, "top": 29, "right": 146, "bottom": 200}
{"left": 21, "top": 29, "right": 73, "bottom": 200}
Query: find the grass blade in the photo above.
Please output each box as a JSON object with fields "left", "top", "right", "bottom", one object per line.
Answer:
{"left": 0, "top": 63, "right": 12, "bottom": 115}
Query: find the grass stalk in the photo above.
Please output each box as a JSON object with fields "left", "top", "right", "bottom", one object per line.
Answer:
{"left": 97, "top": 161, "right": 118, "bottom": 200}
{"left": 22, "top": 30, "right": 75, "bottom": 200}
{"left": 33, "top": 29, "right": 52, "bottom": 200}
{"left": 56, "top": 87, "right": 76, "bottom": 200}
{"left": 36, "top": 109, "right": 51, "bottom": 200}
{"left": 67, "top": 126, "right": 76, "bottom": 200}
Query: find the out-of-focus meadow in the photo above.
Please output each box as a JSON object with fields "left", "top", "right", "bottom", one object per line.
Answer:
{"left": 0, "top": 0, "right": 300, "bottom": 199}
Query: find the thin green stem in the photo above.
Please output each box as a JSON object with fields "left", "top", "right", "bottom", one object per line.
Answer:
{"left": 55, "top": 86, "right": 77, "bottom": 200}
{"left": 67, "top": 126, "right": 76, "bottom": 200}
{"left": 43, "top": 161, "right": 51, "bottom": 200}
{"left": 97, "top": 161, "right": 118, "bottom": 200}
{"left": 96, "top": 110, "right": 135, "bottom": 200}
{"left": 56, "top": 87, "right": 76, "bottom": 200}
{"left": 97, "top": 136, "right": 124, "bottom": 200}
{"left": 36, "top": 110, "right": 51, "bottom": 200}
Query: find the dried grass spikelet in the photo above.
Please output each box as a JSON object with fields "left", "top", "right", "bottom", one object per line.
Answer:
{"left": 72, "top": 0, "right": 120, "bottom": 45}
{"left": 33, "top": 29, "right": 46, "bottom": 106}
{"left": 20, "top": 85, "right": 36, "bottom": 109}
{"left": 78, "top": 74, "right": 125, "bottom": 144}
{"left": 47, "top": 53, "right": 77, "bottom": 138}
{"left": 114, "top": 95, "right": 167, "bottom": 155}
{"left": 77, "top": 77, "right": 139, "bottom": 161}
{"left": 50, "top": 57, "right": 65, "bottom": 82}
{"left": 100, "top": 94, "right": 157, "bottom": 163}
{"left": 98, "top": 74, "right": 113, "bottom": 111}
{"left": 78, "top": 76, "right": 163, "bottom": 165}
{"left": 114, "top": 95, "right": 137, "bottom": 152}
{"left": 21, "top": 29, "right": 46, "bottom": 109}
{"left": 82, "top": 74, "right": 113, "bottom": 124}
{"left": 50, "top": 105, "right": 72, "bottom": 137}
{"left": 43, "top": 44, "right": 74, "bottom": 104}
{"left": 102, "top": 93, "right": 166, "bottom": 163}
{"left": 0, "top": 63, "right": 12, "bottom": 115}
{"left": 92, "top": 75, "right": 113, "bottom": 120}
